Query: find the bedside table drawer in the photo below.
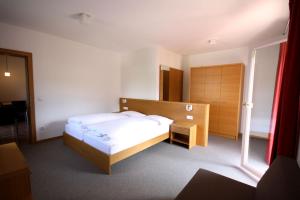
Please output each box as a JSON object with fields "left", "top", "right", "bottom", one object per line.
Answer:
{"left": 171, "top": 126, "right": 190, "bottom": 135}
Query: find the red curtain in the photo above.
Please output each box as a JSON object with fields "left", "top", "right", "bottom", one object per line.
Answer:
{"left": 266, "top": 42, "right": 287, "bottom": 164}
{"left": 268, "top": 0, "right": 300, "bottom": 164}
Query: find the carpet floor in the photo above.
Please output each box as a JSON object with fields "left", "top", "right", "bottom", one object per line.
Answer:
{"left": 20, "top": 135, "right": 268, "bottom": 200}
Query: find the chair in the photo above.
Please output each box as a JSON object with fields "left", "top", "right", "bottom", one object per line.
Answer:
{"left": 0, "top": 104, "right": 18, "bottom": 142}
{"left": 11, "top": 101, "right": 28, "bottom": 123}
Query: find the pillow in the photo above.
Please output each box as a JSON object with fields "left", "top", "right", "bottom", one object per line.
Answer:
{"left": 121, "top": 111, "right": 146, "bottom": 117}
{"left": 146, "top": 115, "right": 173, "bottom": 126}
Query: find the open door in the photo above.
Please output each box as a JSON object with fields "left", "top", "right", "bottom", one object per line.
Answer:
{"left": 159, "top": 66, "right": 183, "bottom": 102}
{"left": 169, "top": 68, "right": 183, "bottom": 102}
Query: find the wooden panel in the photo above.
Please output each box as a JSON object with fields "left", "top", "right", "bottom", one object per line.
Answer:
{"left": 208, "top": 102, "right": 220, "bottom": 133}
{"left": 110, "top": 133, "right": 169, "bottom": 164}
{"left": 0, "top": 143, "right": 28, "bottom": 176}
{"left": 120, "top": 98, "right": 210, "bottom": 146}
{"left": 190, "top": 67, "right": 206, "bottom": 101}
{"left": 169, "top": 68, "right": 183, "bottom": 102}
{"left": 219, "top": 64, "right": 244, "bottom": 138}
{"left": 171, "top": 126, "right": 190, "bottom": 135}
{"left": 220, "top": 65, "right": 243, "bottom": 103}
{"left": 190, "top": 67, "right": 221, "bottom": 135}
{"left": 205, "top": 67, "right": 221, "bottom": 101}
{"left": 189, "top": 125, "right": 197, "bottom": 149}
{"left": 0, "top": 143, "right": 32, "bottom": 200}
{"left": 63, "top": 133, "right": 111, "bottom": 174}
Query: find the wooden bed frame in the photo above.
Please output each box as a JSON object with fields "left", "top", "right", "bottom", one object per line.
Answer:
{"left": 63, "top": 98, "right": 209, "bottom": 174}
{"left": 63, "top": 132, "right": 169, "bottom": 174}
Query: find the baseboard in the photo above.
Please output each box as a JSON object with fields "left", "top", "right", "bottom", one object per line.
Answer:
{"left": 209, "top": 132, "right": 237, "bottom": 140}
{"left": 250, "top": 132, "right": 268, "bottom": 139}
{"left": 238, "top": 132, "right": 268, "bottom": 140}
{"left": 36, "top": 135, "right": 63, "bottom": 143}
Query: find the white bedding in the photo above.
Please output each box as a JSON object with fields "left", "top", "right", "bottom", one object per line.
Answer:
{"left": 82, "top": 117, "right": 171, "bottom": 155}
{"left": 65, "top": 123, "right": 88, "bottom": 140}
{"left": 67, "top": 113, "right": 128, "bottom": 125}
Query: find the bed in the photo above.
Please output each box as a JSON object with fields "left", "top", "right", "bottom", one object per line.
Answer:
{"left": 63, "top": 98, "right": 210, "bottom": 174}
{"left": 65, "top": 111, "right": 146, "bottom": 141}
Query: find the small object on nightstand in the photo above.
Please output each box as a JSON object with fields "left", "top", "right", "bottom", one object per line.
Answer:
{"left": 170, "top": 121, "right": 197, "bottom": 149}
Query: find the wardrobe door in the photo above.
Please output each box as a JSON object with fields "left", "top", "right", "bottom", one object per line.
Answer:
{"left": 190, "top": 67, "right": 206, "bottom": 102}
{"left": 219, "top": 64, "right": 244, "bottom": 139}
{"left": 169, "top": 68, "right": 183, "bottom": 102}
{"left": 204, "top": 67, "right": 221, "bottom": 134}
{"left": 190, "top": 67, "right": 221, "bottom": 134}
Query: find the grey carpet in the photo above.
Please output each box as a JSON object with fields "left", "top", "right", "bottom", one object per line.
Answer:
{"left": 20, "top": 135, "right": 268, "bottom": 200}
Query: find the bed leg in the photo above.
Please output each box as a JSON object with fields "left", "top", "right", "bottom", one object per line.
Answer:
{"left": 103, "top": 166, "right": 111, "bottom": 175}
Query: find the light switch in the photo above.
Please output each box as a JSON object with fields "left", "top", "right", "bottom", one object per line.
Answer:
{"left": 123, "top": 106, "right": 128, "bottom": 110}
{"left": 186, "top": 115, "right": 193, "bottom": 120}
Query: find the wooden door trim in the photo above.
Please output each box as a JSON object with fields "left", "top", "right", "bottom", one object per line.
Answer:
{"left": 0, "top": 48, "right": 37, "bottom": 144}
{"left": 159, "top": 65, "right": 163, "bottom": 100}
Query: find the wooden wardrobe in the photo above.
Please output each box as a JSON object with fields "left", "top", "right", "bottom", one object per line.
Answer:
{"left": 190, "top": 63, "right": 244, "bottom": 139}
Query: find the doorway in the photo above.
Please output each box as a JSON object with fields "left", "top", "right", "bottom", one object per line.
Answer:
{"left": 241, "top": 40, "right": 284, "bottom": 180}
{"left": 159, "top": 65, "right": 183, "bottom": 102}
{"left": 0, "top": 48, "right": 36, "bottom": 144}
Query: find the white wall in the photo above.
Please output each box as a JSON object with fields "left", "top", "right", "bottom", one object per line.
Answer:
{"left": 0, "top": 22, "right": 121, "bottom": 140}
{"left": 121, "top": 47, "right": 182, "bottom": 100}
{"left": 182, "top": 47, "right": 250, "bottom": 132}
{"left": 121, "top": 48, "right": 159, "bottom": 100}
{"left": 158, "top": 47, "right": 182, "bottom": 69}
{"left": 250, "top": 45, "right": 279, "bottom": 137}
{"left": 0, "top": 55, "right": 27, "bottom": 102}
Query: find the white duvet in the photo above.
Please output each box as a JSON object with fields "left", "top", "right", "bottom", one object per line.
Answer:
{"left": 83, "top": 117, "right": 170, "bottom": 154}
{"left": 68, "top": 113, "right": 128, "bottom": 125}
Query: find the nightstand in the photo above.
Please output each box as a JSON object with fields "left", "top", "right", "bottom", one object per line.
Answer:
{"left": 170, "top": 121, "right": 197, "bottom": 149}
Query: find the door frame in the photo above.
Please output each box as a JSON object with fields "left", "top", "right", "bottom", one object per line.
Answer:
{"left": 0, "top": 48, "right": 37, "bottom": 144}
{"left": 240, "top": 38, "right": 287, "bottom": 180}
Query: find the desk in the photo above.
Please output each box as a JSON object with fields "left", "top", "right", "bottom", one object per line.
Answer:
{"left": 0, "top": 143, "right": 32, "bottom": 200}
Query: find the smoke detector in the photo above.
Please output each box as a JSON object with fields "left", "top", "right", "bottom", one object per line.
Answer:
{"left": 208, "top": 39, "right": 217, "bottom": 45}
{"left": 78, "top": 12, "right": 93, "bottom": 24}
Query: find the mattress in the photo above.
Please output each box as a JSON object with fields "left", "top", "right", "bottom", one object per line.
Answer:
{"left": 65, "top": 123, "right": 88, "bottom": 140}
{"left": 83, "top": 117, "right": 170, "bottom": 155}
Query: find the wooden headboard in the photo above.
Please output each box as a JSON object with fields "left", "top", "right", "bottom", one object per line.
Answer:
{"left": 119, "top": 98, "right": 210, "bottom": 146}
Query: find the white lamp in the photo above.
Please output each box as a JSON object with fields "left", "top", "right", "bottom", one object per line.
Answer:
{"left": 186, "top": 104, "right": 193, "bottom": 111}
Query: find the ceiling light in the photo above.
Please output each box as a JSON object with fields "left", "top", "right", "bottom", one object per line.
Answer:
{"left": 4, "top": 72, "right": 11, "bottom": 77}
{"left": 4, "top": 55, "right": 11, "bottom": 77}
{"left": 208, "top": 39, "right": 217, "bottom": 45}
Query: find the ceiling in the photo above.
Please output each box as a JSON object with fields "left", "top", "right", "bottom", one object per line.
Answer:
{"left": 0, "top": 0, "right": 289, "bottom": 55}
